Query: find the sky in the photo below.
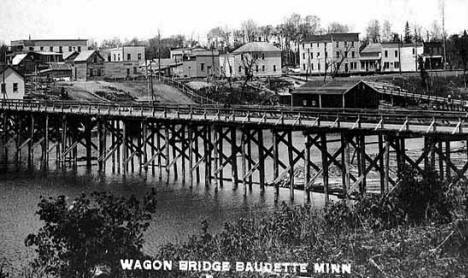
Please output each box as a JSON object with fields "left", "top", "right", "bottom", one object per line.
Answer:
{"left": 0, "top": 0, "right": 467, "bottom": 44}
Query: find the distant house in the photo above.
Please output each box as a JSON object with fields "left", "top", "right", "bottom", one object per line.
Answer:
{"left": 382, "top": 42, "right": 422, "bottom": 72}
{"left": 220, "top": 42, "right": 282, "bottom": 78}
{"left": 422, "top": 41, "right": 444, "bottom": 69}
{"left": 170, "top": 47, "right": 206, "bottom": 61}
{"left": 71, "top": 50, "right": 104, "bottom": 81}
{"left": 107, "top": 46, "right": 145, "bottom": 62}
{"left": 11, "top": 51, "right": 63, "bottom": 74}
{"left": 174, "top": 49, "right": 220, "bottom": 78}
{"left": 300, "top": 33, "right": 361, "bottom": 75}
{"left": 360, "top": 43, "right": 382, "bottom": 72}
{"left": 0, "top": 66, "right": 25, "bottom": 100}
{"left": 38, "top": 63, "right": 72, "bottom": 80}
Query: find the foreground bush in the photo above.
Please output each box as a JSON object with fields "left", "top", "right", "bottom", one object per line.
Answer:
{"left": 25, "top": 191, "right": 157, "bottom": 278}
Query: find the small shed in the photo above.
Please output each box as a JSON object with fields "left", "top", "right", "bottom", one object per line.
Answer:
{"left": 0, "top": 66, "right": 25, "bottom": 99}
{"left": 292, "top": 79, "right": 392, "bottom": 109}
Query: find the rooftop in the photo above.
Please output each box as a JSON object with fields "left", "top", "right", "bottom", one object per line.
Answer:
{"left": 303, "top": 33, "right": 360, "bottom": 43}
{"left": 232, "top": 42, "right": 281, "bottom": 53}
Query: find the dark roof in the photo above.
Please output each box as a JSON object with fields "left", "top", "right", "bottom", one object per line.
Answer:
{"left": 293, "top": 79, "right": 362, "bottom": 95}
{"left": 0, "top": 65, "right": 25, "bottom": 78}
{"left": 361, "top": 43, "right": 382, "bottom": 54}
{"left": 303, "top": 33, "right": 360, "bottom": 43}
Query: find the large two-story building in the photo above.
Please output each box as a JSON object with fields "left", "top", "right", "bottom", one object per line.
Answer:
{"left": 10, "top": 39, "right": 88, "bottom": 56}
{"left": 219, "top": 42, "right": 282, "bottom": 78}
{"left": 299, "top": 33, "right": 361, "bottom": 75}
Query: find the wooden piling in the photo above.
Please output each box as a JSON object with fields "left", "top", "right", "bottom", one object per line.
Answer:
{"left": 122, "top": 121, "right": 128, "bottom": 174}
{"left": 304, "top": 134, "right": 311, "bottom": 203}
{"left": 230, "top": 127, "right": 238, "bottom": 190}
{"left": 342, "top": 133, "right": 350, "bottom": 202}
{"left": 273, "top": 130, "right": 279, "bottom": 201}
{"left": 320, "top": 133, "right": 329, "bottom": 205}
{"left": 288, "top": 131, "right": 294, "bottom": 201}
{"left": 258, "top": 129, "right": 265, "bottom": 192}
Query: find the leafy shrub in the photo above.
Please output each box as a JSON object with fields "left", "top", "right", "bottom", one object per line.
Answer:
{"left": 25, "top": 191, "right": 157, "bottom": 278}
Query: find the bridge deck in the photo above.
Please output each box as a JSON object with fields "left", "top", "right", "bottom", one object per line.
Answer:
{"left": 1, "top": 100, "right": 468, "bottom": 135}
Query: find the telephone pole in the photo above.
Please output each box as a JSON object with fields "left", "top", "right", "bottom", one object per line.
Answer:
{"left": 441, "top": 0, "right": 447, "bottom": 69}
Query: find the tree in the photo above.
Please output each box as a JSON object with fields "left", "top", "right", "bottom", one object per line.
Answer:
{"left": 240, "top": 19, "right": 258, "bottom": 43}
{"left": 239, "top": 52, "right": 259, "bottom": 94}
{"left": 456, "top": 31, "right": 468, "bottom": 88}
{"left": 404, "top": 21, "right": 412, "bottom": 43}
{"left": 382, "top": 20, "right": 393, "bottom": 42}
{"left": 25, "top": 191, "right": 158, "bottom": 278}
{"left": 366, "top": 19, "right": 381, "bottom": 43}
{"left": 0, "top": 43, "right": 7, "bottom": 64}
{"left": 327, "top": 22, "right": 350, "bottom": 33}
{"left": 323, "top": 44, "right": 353, "bottom": 82}
{"left": 429, "top": 20, "right": 443, "bottom": 41}
{"left": 100, "top": 37, "right": 122, "bottom": 49}
{"left": 413, "top": 24, "right": 424, "bottom": 42}
{"left": 207, "top": 26, "right": 231, "bottom": 50}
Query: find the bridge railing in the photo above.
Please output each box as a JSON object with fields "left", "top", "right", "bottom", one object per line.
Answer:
{"left": 2, "top": 99, "right": 468, "bottom": 133}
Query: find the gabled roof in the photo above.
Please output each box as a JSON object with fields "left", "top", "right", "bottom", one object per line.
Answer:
{"left": 63, "top": 51, "right": 78, "bottom": 60}
{"left": 0, "top": 65, "right": 25, "bottom": 78}
{"left": 73, "top": 50, "right": 104, "bottom": 62}
{"left": 232, "top": 42, "right": 281, "bottom": 53}
{"left": 303, "top": 33, "right": 360, "bottom": 43}
{"left": 361, "top": 43, "right": 382, "bottom": 54}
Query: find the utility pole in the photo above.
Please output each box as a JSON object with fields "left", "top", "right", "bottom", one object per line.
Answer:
{"left": 158, "top": 29, "right": 161, "bottom": 81}
{"left": 399, "top": 34, "right": 402, "bottom": 75}
{"left": 441, "top": 0, "right": 447, "bottom": 70}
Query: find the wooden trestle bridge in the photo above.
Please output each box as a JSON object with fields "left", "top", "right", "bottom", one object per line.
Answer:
{"left": 1, "top": 99, "right": 468, "bottom": 203}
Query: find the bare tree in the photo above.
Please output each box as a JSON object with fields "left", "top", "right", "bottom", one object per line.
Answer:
{"left": 366, "top": 19, "right": 381, "bottom": 43}
{"left": 240, "top": 19, "right": 258, "bottom": 43}
{"left": 323, "top": 45, "right": 353, "bottom": 82}
{"left": 327, "top": 22, "right": 350, "bottom": 33}
{"left": 239, "top": 52, "right": 259, "bottom": 93}
{"left": 382, "top": 20, "right": 393, "bottom": 42}
{"left": 430, "top": 20, "right": 443, "bottom": 41}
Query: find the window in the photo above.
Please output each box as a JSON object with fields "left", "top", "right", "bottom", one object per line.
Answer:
{"left": 351, "top": 51, "right": 355, "bottom": 58}
{"left": 201, "top": 63, "right": 205, "bottom": 71}
{"left": 126, "top": 68, "right": 130, "bottom": 76}
{"left": 351, "top": 41, "right": 355, "bottom": 47}
{"left": 29, "top": 47, "right": 34, "bottom": 51}
{"left": 97, "top": 69, "right": 101, "bottom": 76}
{"left": 316, "top": 42, "right": 319, "bottom": 47}
{"left": 394, "top": 61, "right": 400, "bottom": 68}
{"left": 108, "top": 55, "right": 111, "bottom": 62}
{"left": 336, "top": 51, "right": 340, "bottom": 58}
{"left": 90, "top": 69, "right": 94, "bottom": 77}
{"left": 394, "top": 50, "right": 398, "bottom": 57}
{"left": 311, "top": 63, "right": 314, "bottom": 70}
{"left": 138, "top": 53, "right": 142, "bottom": 60}
{"left": 303, "top": 64, "right": 306, "bottom": 70}
{"left": 229, "top": 66, "right": 232, "bottom": 74}
{"left": 50, "top": 46, "right": 53, "bottom": 52}
{"left": 238, "top": 66, "right": 242, "bottom": 73}
{"left": 336, "top": 41, "right": 339, "bottom": 47}
{"left": 262, "top": 65, "right": 265, "bottom": 71}
{"left": 412, "top": 48, "right": 415, "bottom": 55}
{"left": 113, "top": 54, "right": 116, "bottom": 61}
{"left": 255, "top": 65, "right": 259, "bottom": 72}
{"left": 318, "top": 63, "right": 321, "bottom": 71}
{"left": 302, "top": 43, "right": 305, "bottom": 49}
{"left": 302, "top": 53, "right": 305, "bottom": 59}
{"left": 118, "top": 54, "right": 121, "bottom": 61}
{"left": 344, "top": 41, "right": 348, "bottom": 47}
{"left": 59, "top": 46, "right": 63, "bottom": 53}
{"left": 40, "top": 46, "right": 44, "bottom": 51}
{"left": 133, "top": 67, "right": 137, "bottom": 74}
{"left": 69, "top": 46, "right": 72, "bottom": 52}
{"left": 310, "top": 52, "right": 313, "bottom": 59}
{"left": 273, "top": 65, "right": 277, "bottom": 72}
{"left": 262, "top": 53, "right": 265, "bottom": 60}
{"left": 127, "top": 54, "right": 131, "bottom": 61}
{"left": 384, "top": 50, "right": 388, "bottom": 58}
{"left": 317, "top": 52, "right": 320, "bottom": 58}
{"left": 325, "top": 52, "right": 328, "bottom": 58}
{"left": 1, "top": 83, "right": 6, "bottom": 94}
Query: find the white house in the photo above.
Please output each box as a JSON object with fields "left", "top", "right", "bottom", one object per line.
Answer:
{"left": 0, "top": 66, "right": 25, "bottom": 100}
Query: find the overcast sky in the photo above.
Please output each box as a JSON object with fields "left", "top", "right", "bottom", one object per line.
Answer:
{"left": 0, "top": 0, "right": 467, "bottom": 44}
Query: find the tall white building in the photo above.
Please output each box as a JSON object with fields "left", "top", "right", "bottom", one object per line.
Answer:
{"left": 299, "top": 33, "right": 361, "bottom": 75}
